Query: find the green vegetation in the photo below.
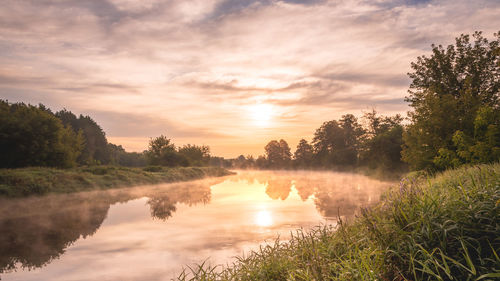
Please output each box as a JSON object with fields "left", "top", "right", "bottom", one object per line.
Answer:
{"left": 0, "top": 101, "right": 225, "bottom": 197}
{"left": 176, "top": 163, "right": 500, "bottom": 281}
{"left": 0, "top": 166, "right": 232, "bottom": 197}
{"left": 403, "top": 32, "right": 500, "bottom": 171}
{"left": 0, "top": 101, "right": 84, "bottom": 168}
{"left": 145, "top": 135, "right": 210, "bottom": 167}
{"left": 0, "top": 100, "right": 147, "bottom": 168}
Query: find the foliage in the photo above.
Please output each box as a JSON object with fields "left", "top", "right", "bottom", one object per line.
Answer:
{"left": 264, "top": 139, "right": 292, "bottom": 169}
{"left": 209, "top": 156, "right": 233, "bottom": 168}
{"left": 0, "top": 100, "right": 84, "bottom": 168}
{"left": 255, "top": 155, "right": 268, "bottom": 169}
{"left": 107, "top": 143, "right": 147, "bottom": 167}
{"left": 256, "top": 111, "right": 404, "bottom": 172}
{"left": 178, "top": 144, "right": 210, "bottom": 166}
{"left": 56, "top": 109, "right": 111, "bottom": 165}
{"left": 175, "top": 163, "right": 500, "bottom": 281}
{"left": 293, "top": 139, "right": 314, "bottom": 168}
{"left": 359, "top": 110, "right": 406, "bottom": 170}
{"left": 311, "top": 114, "right": 365, "bottom": 168}
{"left": 146, "top": 136, "right": 212, "bottom": 167}
{"left": 402, "top": 31, "right": 500, "bottom": 171}
{"left": 231, "top": 155, "right": 256, "bottom": 169}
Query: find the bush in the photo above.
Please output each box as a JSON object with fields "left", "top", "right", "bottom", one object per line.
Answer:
{"left": 143, "top": 166, "right": 164, "bottom": 172}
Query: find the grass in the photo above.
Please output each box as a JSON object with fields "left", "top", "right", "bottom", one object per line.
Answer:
{"left": 0, "top": 166, "right": 233, "bottom": 197}
{"left": 175, "top": 163, "right": 500, "bottom": 281}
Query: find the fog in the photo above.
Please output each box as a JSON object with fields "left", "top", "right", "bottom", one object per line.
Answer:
{"left": 0, "top": 170, "right": 394, "bottom": 281}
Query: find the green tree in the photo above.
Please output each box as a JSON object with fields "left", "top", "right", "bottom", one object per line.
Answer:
{"left": 145, "top": 135, "right": 186, "bottom": 167}
{"left": 178, "top": 144, "right": 210, "bottom": 166}
{"left": 338, "top": 114, "right": 365, "bottom": 165}
{"left": 293, "top": 139, "right": 314, "bottom": 168}
{"left": 0, "top": 100, "right": 83, "bottom": 168}
{"left": 56, "top": 110, "right": 110, "bottom": 165}
{"left": 107, "top": 143, "right": 146, "bottom": 167}
{"left": 402, "top": 31, "right": 500, "bottom": 170}
{"left": 360, "top": 111, "right": 405, "bottom": 170}
{"left": 312, "top": 114, "right": 364, "bottom": 167}
{"left": 312, "top": 120, "right": 344, "bottom": 166}
{"left": 434, "top": 106, "right": 500, "bottom": 169}
{"left": 264, "top": 139, "right": 292, "bottom": 169}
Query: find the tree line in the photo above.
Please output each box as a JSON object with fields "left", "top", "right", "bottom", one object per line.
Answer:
{"left": 229, "top": 110, "right": 405, "bottom": 171}
{"left": 0, "top": 100, "right": 212, "bottom": 169}
{"left": 0, "top": 101, "right": 147, "bottom": 168}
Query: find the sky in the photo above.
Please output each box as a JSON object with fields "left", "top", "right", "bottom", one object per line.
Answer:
{"left": 1, "top": 0, "right": 499, "bottom": 158}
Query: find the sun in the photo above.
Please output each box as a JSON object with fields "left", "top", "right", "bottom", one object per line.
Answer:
{"left": 248, "top": 103, "right": 273, "bottom": 127}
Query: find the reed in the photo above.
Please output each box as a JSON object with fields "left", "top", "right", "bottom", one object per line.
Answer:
{"left": 175, "top": 163, "right": 500, "bottom": 280}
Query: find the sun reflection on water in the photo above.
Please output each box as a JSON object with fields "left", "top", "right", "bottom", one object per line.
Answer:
{"left": 254, "top": 210, "right": 273, "bottom": 227}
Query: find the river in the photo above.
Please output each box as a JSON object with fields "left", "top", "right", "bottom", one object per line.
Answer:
{"left": 0, "top": 170, "right": 393, "bottom": 281}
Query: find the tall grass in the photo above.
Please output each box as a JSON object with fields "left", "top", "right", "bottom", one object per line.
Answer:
{"left": 175, "top": 163, "right": 500, "bottom": 281}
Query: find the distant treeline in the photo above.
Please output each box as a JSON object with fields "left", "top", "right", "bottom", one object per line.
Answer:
{"left": 0, "top": 100, "right": 213, "bottom": 169}
{"left": 227, "top": 111, "right": 405, "bottom": 172}
{"left": 0, "top": 100, "right": 146, "bottom": 168}
{"left": 229, "top": 32, "right": 500, "bottom": 172}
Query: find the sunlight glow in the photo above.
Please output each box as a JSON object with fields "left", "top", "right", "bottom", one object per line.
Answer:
{"left": 248, "top": 103, "right": 274, "bottom": 127}
{"left": 254, "top": 210, "right": 273, "bottom": 227}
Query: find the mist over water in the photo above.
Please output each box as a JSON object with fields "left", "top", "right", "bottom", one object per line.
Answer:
{"left": 0, "top": 170, "right": 394, "bottom": 281}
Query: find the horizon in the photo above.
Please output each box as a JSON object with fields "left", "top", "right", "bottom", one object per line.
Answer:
{"left": 1, "top": 0, "right": 499, "bottom": 158}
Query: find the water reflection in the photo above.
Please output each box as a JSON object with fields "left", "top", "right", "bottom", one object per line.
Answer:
{"left": 0, "top": 171, "right": 393, "bottom": 280}
{"left": 232, "top": 170, "right": 389, "bottom": 219}
{"left": 254, "top": 210, "right": 273, "bottom": 227}
{"left": 0, "top": 179, "right": 216, "bottom": 274}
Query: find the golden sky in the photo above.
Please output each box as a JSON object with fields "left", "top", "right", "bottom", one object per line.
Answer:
{"left": 1, "top": 0, "right": 499, "bottom": 157}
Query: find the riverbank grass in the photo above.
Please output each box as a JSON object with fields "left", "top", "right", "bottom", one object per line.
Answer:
{"left": 0, "top": 166, "right": 233, "bottom": 197}
{"left": 177, "top": 163, "right": 500, "bottom": 281}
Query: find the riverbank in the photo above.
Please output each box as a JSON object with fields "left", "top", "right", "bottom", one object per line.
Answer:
{"left": 177, "top": 163, "right": 500, "bottom": 280}
{"left": 0, "top": 166, "right": 233, "bottom": 197}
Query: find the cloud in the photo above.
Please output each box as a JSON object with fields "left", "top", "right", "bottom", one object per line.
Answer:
{"left": 85, "top": 110, "right": 230, "bottom": 139}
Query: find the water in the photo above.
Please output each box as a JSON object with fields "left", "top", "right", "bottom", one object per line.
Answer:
{"left": 0, "top": 170, "right": 393, "bottom": 281}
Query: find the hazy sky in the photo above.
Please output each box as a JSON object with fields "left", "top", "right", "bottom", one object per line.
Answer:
{"left": 1, "top": 0, "right": 499, "bottom": 157}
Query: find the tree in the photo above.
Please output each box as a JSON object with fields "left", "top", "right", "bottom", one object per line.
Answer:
{"left": 178, "top": 144, "right": 210, "bottom": 166}
{"left": 246, "top": 155, "right": 255, "bottom": 168}
{"left": 279, "top": 139, "right": 292, "bottom": 167}
{"left": 0, "top": 100, "right": 83, "bottom": 168}
{"left": 209, "top": 156, "right": 231, "bottom": 168}
{"left": 402, "top": 31, "right": 500, "bottom": 170}
{"left": 312, "top": 115, "right": 364, "bottom": 167}
{"left": 312, "top": 120, "right": 344, "bottom": 166}
{"left": 360, "top": 111, "right": 405, "bottom": 170}
{"left": 338, "top": 114, "right": 365, "bottom": 165}
{"left": 294, "top": 139, "right": 314, "bottom": 168}
{"left": 264, "top": 139, "right": 292, "bottom": 169}
{"left": 433, "top": 105, "right": 500, "bottom": 169}
{"left": 145, "top": 135, "right": 187, "bottom": 167}
{"left": 107, "top": 143, "right": 146, "bottom": 167}
{"left": 255, "top": 155, "right": 268, "bottom": 169}
{"left": 56, "top": 110, "right": 110, "bottom": 165}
